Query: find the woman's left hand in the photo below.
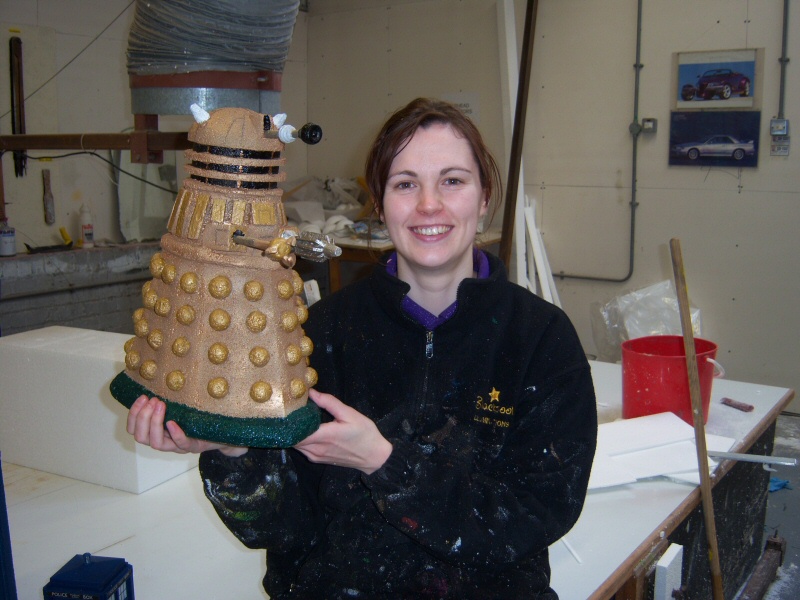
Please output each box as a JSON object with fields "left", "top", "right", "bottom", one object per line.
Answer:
{"left": 294, "top": 389, "right": 393, "bottom": 475}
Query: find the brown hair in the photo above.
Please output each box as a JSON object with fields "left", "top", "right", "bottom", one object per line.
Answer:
{"left": 364, "top": 98, "right": 502, "bottom": 224}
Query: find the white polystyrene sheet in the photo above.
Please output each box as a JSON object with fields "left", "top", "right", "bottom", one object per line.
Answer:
{"left": 609, "top": 440, "right": 713, "bottom": 480}
{"left": 588, "top": 413, "right": 737, "bottom": 490}
{"left": 596, "top": 412, "right": 696, "bottom": 456}
{"left": 587, "top": 454, "right": 638, "bottom": 490}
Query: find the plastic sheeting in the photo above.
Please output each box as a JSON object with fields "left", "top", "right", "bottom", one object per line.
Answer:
{"left": 127, "top": 0, "right": 300, "bottom": 75}
{"left": 591, "top": 280, "right": 703, "bottom": 363}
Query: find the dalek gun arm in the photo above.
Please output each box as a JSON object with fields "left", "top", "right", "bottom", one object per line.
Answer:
{"left": 293, "top": 231, "right": 342, "bottom": 262}
{"left": 231, "top": 230, "right": 341, "bottom": 267}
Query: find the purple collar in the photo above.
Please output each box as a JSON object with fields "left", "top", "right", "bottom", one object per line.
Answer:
{"left": 385, "top": 248, "right": 490, "bottom": 330}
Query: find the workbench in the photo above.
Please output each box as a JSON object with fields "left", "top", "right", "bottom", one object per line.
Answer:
{"left": 550, "top": 361, "right": 794, "bottom": 599}
{"left": 2, "top": 361, "right": 793, "bottom": 599}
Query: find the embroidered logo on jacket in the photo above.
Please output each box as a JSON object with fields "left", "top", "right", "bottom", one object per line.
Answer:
{"left": 473, "top": 387, "right": 514, "bottom": 428}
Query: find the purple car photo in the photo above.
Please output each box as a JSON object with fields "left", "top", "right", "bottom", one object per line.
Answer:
{"left": 682, "top": 68, "right": 751, "bottom": 101}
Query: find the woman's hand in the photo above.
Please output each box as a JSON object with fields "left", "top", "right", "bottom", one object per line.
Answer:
{"left": 126, "top": 395, "right": 248, "bottom": 457}
{"left": 294, "top": 389, "right": 392, "bottom": 475}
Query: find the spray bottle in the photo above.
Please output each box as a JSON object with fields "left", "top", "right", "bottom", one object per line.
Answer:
{"left": 80, "top": 204, "right": 94, "bottom": 248}
{"left": 0, "top": 219, "right": 16, "bottom": 256}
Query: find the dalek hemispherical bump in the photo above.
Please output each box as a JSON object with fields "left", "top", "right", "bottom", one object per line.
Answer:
{"left": 249, "top": 346, "right": 270, "bottom": 367}
{"left": 143, "top": 288, "right": 158, "bottom": 309}
{"left": 296, "top": 304, "right": 309, "bottom": 324}
{"left": 208, "top": 275, "right": 232, "bottom": 299}
{"left": 207, "top": 377, "right": 229, "bottom": 399}
{"left": 246, "top": 310, "right": 268, "bottom": 333}
{"left": 305, "top": 367, "right": 318, "bottom": 388}
{"left": 154, "top": 297, "right": 172, "bottom": 317}
{"left": 176, "top": 305, "right": 196, "bottom": 325}
{"left": 167, "top": 370, "right": 186, "bottom": 391}
{"left": 281, "top": 311, "right": 299, "bottom": 332}
{"left": 147, "top": 329, "right": 164, "bottom": 350}
{"left": 208, "top": 342, "right": 229, "bottom": 364}
{"left": 161, "top": 264, "right": 177, "bottom": 284}
{"left": 290, "top": 378, "right": 306, "bottom": 399}
{"left": 140, "top": 360, "right": 157, "bottom": 380}
{"left": 125, "top": 350, "right": 141, "bottom": 370}
{"left": 134, "top": 318, "right": 149, "bottom": 338}
{"left": 150, "top": 254, "right": 165, "bottom": 277}
{"left": 276, "top": 279, "right": 294, "bottom": 299}
{"left": 172, "top": 337, "right": 191, "bottom": 357}
{"left": 250, "top": 381, "right": 272, "bottom": 403}
{"left": 244, "top": 280, "right": 264, "bottom": 301}
{"left": 286, "top": 344, "right": 302, "bottom": 366}
{"left": 180, "top": 272, "right": 199, "bottom": 293}
{"left": 209, "top": 308, "right": 231, "bottom": 331}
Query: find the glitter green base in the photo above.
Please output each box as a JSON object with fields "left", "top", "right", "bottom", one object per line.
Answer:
{"left": 110, "top": 371, "right": 320, "bottom": 448}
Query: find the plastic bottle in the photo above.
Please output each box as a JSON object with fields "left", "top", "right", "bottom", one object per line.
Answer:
{"left": 80, "top": 204, "right": 94, "bottom": 248}
{"left": 0, "top": 219, "right": 16, "bottom": 257}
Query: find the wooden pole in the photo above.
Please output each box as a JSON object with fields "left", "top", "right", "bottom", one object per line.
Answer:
{"left": 498, "top": 0, "right": 538, "bottom": 269}
{"left": 670, "top": 238, "right": 725, "bottom": 600}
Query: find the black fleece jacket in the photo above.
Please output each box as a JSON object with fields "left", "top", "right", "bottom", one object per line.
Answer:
{"left": 198, "top": 253, "right": 597, "bottom": 599}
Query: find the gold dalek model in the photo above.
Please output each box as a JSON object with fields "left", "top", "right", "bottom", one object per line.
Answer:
{"left": 111, "top": 105, "right": 338, "bottom": 447}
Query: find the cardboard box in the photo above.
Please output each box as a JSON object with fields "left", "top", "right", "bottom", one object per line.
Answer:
{"left": 0, "top": 327, "right": 197, "bottom": 493}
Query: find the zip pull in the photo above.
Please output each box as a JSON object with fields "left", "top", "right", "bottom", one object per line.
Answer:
{"left": 425, "top": 330, "right": 434, "bottom": 359}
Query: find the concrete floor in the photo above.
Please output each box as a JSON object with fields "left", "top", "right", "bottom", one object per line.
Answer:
{"left": 752, "top": 413, "right": 800, "bottom": 599}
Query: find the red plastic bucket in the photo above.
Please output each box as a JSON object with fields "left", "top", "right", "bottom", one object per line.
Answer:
{"left": 621, "top": 335, "right": 723, "bottom": 425}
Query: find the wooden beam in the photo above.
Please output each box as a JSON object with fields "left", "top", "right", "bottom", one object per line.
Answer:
{"left": 0, "top": 131, "right": 189, "bottom": 152}
{"left": 498, "top": 0, "right": 538, "bottom": 268}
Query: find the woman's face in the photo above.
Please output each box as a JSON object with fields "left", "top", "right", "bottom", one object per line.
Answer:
{"left": 382, "top": 123, "right": 487, "bottom": 283}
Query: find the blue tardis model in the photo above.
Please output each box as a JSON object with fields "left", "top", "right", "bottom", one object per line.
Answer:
{"left": 43, "top": 553, "right": 134, "bottom": 600}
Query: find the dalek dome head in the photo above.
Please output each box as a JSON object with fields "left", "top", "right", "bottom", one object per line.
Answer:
{"left": 189, "top": 105, "right": 286, "bottom": 153}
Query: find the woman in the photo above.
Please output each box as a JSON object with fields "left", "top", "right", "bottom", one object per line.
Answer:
{"left": 128, "top": 97, "right": 597, "bottom": 599}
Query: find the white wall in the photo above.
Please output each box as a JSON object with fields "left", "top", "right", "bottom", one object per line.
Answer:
{"left": 1, "top": 0, "right": 134, "bottom": 248}
{"left": 305, "top": 0, "right": 506, "bottom": 194}
{"left": 521, "top": 0, "right": 799, "bottom": 409}
{"left": 1, "top": 0, "right": 797, "bottom": 410}
{"left": 303, "top": 0, "right": 799, "bottom": 410}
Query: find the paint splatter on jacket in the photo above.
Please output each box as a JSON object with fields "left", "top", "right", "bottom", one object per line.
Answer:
{"left": 199, "top": 253, "right": 597, "bottom": 599}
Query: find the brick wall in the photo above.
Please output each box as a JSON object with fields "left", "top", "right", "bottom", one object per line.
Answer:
{"left": 0, "top": 281, "right": 146, "bottom": 337}
{"left": 0, "top": 244, "right": 157, "bottom": 338}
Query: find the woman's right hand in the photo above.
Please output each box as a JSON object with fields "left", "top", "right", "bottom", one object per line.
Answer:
{"left": 126, "top": 395, "right": 248, "bottom": 457}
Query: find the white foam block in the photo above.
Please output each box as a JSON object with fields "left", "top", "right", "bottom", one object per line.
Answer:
{"left": 0, "top": 326, "right": 197, "bottom": 493}
{"left": 655, "top": 543, "right": 683, "bottom": 600}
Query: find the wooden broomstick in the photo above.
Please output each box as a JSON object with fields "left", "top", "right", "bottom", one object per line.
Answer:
{"left": 670, "top": 238, "right": 725, "bottom": 600}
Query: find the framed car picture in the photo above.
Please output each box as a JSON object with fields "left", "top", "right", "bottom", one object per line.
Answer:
{"left": 674, "top": 49, "right": 761, "bottom": 110}
{"left": 669, "top": 111, "right": 760, "bottom": 167}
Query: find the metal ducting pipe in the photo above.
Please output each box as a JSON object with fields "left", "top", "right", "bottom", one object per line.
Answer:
{"left": 127, "top": 0, "right": 300, "bottom": 116}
